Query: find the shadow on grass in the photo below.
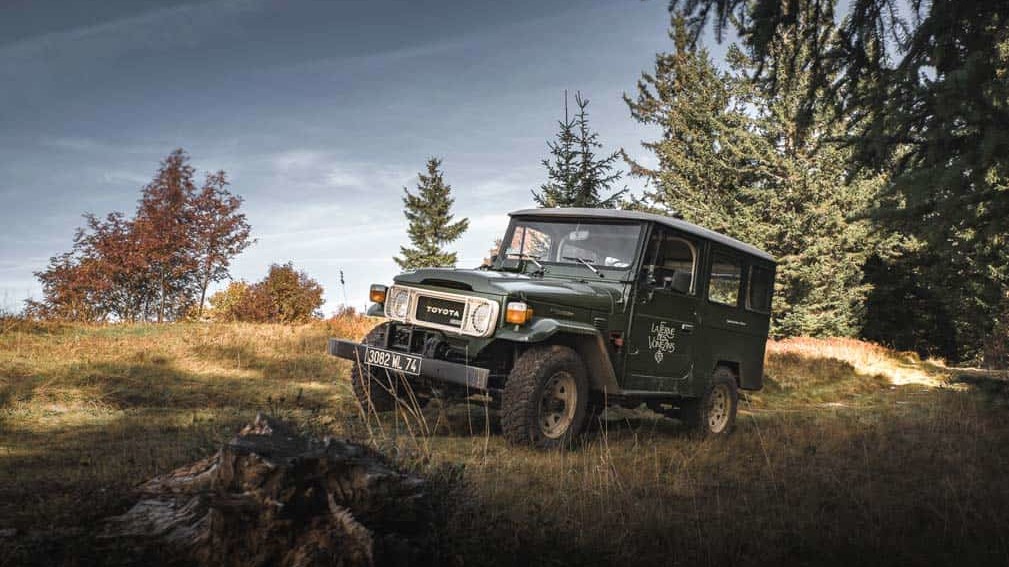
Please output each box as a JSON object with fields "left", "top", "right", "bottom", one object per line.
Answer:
{"left": 439, "top": 387, "right": 1009, "bottom": 567}
{"left": 5, "top": 329, "right": 1008, "bottom": 567}
{"left": 188, "top": 341, "right": 341, "bottom": 384}
{"left": 0, "top": 409, "right": 246, "bottom": 566}
{"left": 952, "top": 371, "right": 1009, "bottom": 398}
{"left": 1, "top": 359, "right": 335, "bottom": 413}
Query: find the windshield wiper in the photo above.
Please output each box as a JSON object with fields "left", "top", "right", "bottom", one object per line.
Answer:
{"left": 514, "top": 253, "right": 544, "bottom": 270}
{"left": 562, "top": 256, "right": 604, "bottom": 278}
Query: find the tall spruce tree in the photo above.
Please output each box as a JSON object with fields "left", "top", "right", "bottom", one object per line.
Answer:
{"left": 626, "top": 16, "right": 894, "bottom": 337}
{"left": 533, "top": 91, "right": 626, "bottom": 208}
{"left": 669, "top": 0, "right": 1009, "bottom": 361}
{"left": 533, "top": 93, "right": 579, "bottom": 208}
{"left": 623, "top": 22, "right": 759, "bottom": 230}
{"left": 394, "top": 158, "right": 469, "bottom": 270}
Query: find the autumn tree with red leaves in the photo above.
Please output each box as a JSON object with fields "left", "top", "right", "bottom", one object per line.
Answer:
{"left": 27, "top": 149, "right": 253, "bottom": 322}
{"left": 190, "top": 171, "right": 253, "bottom": 318}
{"left": 134, "top": 149, "right": 200, "bottom": 322}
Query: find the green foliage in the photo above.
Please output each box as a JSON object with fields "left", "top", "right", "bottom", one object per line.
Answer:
{"left": 395, "top": 158, "right": 469, "bottom": 270}
{"left": 668, "top": 0, "right": 1009, "bottom": 361}
{"left": 533, "top": 92, "right": 626, "bottom": 208}
{"left": 626, "top": 16, "right": 895, "bottom": 337}
{"left": 985, "top": 295, "right": 1009, "bottom": 369}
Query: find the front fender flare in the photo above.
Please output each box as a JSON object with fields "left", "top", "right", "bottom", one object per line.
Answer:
{"left": 495, "top": 318, "right": 620, "bottom": 394}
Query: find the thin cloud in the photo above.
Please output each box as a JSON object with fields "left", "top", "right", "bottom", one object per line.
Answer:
{"left": 0, "top": 0, "right": 266, "bottom": 59}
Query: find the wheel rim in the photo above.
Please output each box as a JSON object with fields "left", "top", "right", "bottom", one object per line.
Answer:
{"left": 707, "top": 384, "right": 730, "bottom": 433}
{"left": 538, "top": 371, "right": 577, "bottom": 439}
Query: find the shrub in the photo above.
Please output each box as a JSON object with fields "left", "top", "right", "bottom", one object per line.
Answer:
{"left": 208, "top": 263, "right": 324, "bottom": 323}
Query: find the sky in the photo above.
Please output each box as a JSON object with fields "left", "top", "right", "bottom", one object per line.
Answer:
{"left": 0, "top": 0, "right": 727, "bottom": 314}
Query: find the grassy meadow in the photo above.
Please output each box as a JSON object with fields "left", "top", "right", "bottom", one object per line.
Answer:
{"left": 1, "top": 317, "right": 1008, "bottom": 566}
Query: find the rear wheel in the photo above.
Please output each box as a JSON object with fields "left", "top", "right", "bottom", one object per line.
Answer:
{"left": 681, "top": 366, "right": 738, "bottom": 436}
{"left": 501, "top": 345, "right": 589, "bottom": 449}
{"left": 350, "top": 323, "right": 399, "bottom": 413}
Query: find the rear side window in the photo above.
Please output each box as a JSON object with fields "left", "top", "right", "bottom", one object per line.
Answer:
{"left": 708, "top": 253, "right": 742, "bottom": 306}
{"left": 748, "top": 266, "right": 773, "bottom": 313}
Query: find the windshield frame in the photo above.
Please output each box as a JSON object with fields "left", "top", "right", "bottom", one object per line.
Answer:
{"left": 492, "top": 216, "right": 647, "bottom": 280}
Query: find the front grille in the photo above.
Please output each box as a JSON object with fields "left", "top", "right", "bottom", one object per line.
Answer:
{"left": 414, "top": 295, "right": 466, "bottom": 329}
{"left": 387, "top": 285, "right": 499, "bottom": 338}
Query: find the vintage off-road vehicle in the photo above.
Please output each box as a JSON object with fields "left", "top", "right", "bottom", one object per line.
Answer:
{"left": 329, "top": 208, "right": 776, "bottom": 448}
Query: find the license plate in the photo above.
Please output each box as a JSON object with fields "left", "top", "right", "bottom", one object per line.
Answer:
{"left": 364, "top": 347, "right": 422, "bottom": 376}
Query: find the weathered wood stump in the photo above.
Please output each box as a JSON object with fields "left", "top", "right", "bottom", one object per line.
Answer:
{"left": 102, "top": 414, "right": 433, "bottom": 567}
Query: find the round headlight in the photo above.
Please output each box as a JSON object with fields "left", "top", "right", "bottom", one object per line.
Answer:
{"left": 388, "top": 288, "right": 410, "bottom": 319}
{"left": 469, "top": 303, "right": 492, "bottom": 334}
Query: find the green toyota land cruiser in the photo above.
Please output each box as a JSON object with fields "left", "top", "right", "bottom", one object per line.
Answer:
{"left": 329, "top": 208, "right": 776, "bottom": 448}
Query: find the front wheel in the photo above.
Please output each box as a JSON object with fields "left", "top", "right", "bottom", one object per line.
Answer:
{"left": 681, "top": 366, "right": 738, "bottom": 436}
{"left": 501, "top": 345, "right": 589, "bottom": 449}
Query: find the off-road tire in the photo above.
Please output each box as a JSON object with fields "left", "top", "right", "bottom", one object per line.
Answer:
{"left": 681, "top": 366, "right": 738, "bottom": 436}
{"left": 501, "top": 345, "right": 589, "bottom": 449}
{"left": 350, "top": 323, "right": 399, "bottom": 413}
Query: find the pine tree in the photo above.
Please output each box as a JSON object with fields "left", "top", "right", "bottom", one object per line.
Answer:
{"left": 623, "top": 21, "right": 760, "bottom": 231}
{"left": 394, "top": 158, "right": 469, "bottom": 270}
{"left": 626, "top": 15, "right": 893, "bottom": 337}
{"left": 533, "top": 91, "right": 626, "bottom": 208}
{"left": 572, "top": 92, "right": 627, "bottom": 208}
{"left": 533, "top": 93, "right": 579, "bottom": 208}
{"left": 669, "top": 0, "right": 1009, "bottom": 360}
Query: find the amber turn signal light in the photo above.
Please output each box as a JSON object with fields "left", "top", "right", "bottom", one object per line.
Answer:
{"left": 369, "top": 284, "right": 388, "bottom": 304}
{"left": 505, "top": 301, "right": 533, "bottom": 325}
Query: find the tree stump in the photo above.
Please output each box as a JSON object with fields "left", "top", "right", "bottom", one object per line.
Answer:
{"left": 102, "top": 414, "right": 433, "bottom": 567}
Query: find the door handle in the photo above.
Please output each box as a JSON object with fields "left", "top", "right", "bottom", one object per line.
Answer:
{"left": 726, "top": 319, "right": 748, "bottom": 327}
{"left": 680, "top": 323, "right": 695, "bottom": 334}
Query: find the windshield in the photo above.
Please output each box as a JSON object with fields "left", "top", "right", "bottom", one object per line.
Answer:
{"left": 495, "top": 218, "right": 644, "bottom": 275}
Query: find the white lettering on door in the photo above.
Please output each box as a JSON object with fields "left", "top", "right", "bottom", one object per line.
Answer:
{"left": 648, "top": 321, "right": 677, "bottom": 363}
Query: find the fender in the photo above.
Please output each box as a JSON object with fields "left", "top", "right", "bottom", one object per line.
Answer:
{"left": 495, "top": 317, "right": 620, "bottom": 394}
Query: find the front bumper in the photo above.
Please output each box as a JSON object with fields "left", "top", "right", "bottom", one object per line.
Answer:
{"left": 328, "top": 338, "right": 491, "bottom": 391}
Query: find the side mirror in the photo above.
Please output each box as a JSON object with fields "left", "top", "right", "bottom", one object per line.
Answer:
{"left": 640, "top": 265, "right": 656, "bottom": 287}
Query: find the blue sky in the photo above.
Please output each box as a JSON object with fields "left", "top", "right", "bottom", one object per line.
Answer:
{"left": 0, "top": 0, "right": 720, "bottom": 314}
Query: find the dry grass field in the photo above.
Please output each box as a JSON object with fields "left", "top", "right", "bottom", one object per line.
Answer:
{"left": 1, "top": 317, "right": 1008, "bottom": 566}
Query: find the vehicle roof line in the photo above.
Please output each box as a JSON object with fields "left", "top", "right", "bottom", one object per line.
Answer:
{"left": 508, "top": 207, "right": 776, "bottom": 263}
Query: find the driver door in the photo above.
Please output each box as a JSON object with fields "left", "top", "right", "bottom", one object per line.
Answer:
{"left": 623, "top": 227, "right": 700, "bottom": 392}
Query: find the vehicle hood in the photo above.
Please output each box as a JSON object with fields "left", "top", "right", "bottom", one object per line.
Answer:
{"left": 393, "top": 268, "right": 623, "bottom": 313}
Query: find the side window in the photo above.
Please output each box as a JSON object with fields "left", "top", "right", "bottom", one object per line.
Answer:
{"left": 708, "top": 252, "right": 742, "bottom": 306}
{"left": 644, "top": 228, "right": 696, "bottom": 294}
{"left": 747, "top": 265, "right": 773, "bottom": 313}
